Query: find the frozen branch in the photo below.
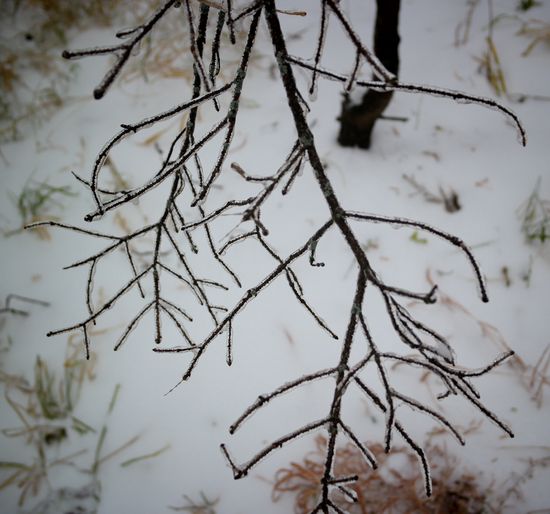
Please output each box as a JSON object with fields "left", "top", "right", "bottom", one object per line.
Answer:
{"left": 287, "top": 56, "right": 526, "bottom": 146}
{"left": 49, "top": 2, "right": 524, "bottom": 512}
{"left": 63, "top": 0, "right": 180, "bottom": 99}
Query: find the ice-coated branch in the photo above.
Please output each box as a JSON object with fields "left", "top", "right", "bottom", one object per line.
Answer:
{"left": 325, "top": 0, "right": 395, "bottom": 82}
{"left": 47, "top": 2, "right": 525, "bottom": 512}
{"left": 154, "top": 219, "right": 335, "bottom": 386}
{"left": 310, "top": 0, "right": 330, "bottom": 96}
{"left": 191, "top": 8, "right": 262, "bottom": 206}
{"left": 358, "top": 314, "right": 395, "bottom": 453}
{"left": 85, "top": 83, "right": 233, "bottom": 212}
{"left": 230, "top": 367, "right": 339, "bottom": 434}
{"left": 84, "top": 117, "right": 230, "bottom": 221}
{"left": 47, "top": 265, "right": 153, "bottom": 336}
{"left": 287, "top": 55, "right": 526, "bottom": 146}
{"left": 63, "top": 0, "right": 180, "bottom": 99}
{"left": 221, "top": 417, "right": 329, "bottom": 479}
{"left": 255, "top": 228, "right": 338, "bottom": 339}
{"left": 346, "top": 210, "right": 489, "bottom": 302}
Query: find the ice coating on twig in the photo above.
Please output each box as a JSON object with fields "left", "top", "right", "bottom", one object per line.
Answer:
{"left": 38, "top": 2, "right": 523, "bottom": 512}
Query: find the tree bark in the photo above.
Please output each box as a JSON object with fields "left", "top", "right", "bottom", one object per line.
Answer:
{"left": 337, "top": 0, "right": 401, "bottom": 149}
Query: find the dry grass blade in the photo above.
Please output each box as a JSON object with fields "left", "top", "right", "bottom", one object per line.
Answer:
{"left": 169, "top": 491, "right": 219, "bottom": 513}
{"left": 518, "top": 18, "right": 550, "bottom": 56}
{"left": 4, "top": 180, "right": 76, "bottom": 240}
{"left": 517, "top": 178, "right": 550, "bottom": 244}
{"left": 402, "top": 174, "right": 461, "bottom": 214}
{"left": 0, "top": 301, "right": 174, "bottom": 512}
{"left": 120, "top": 443, "right": 171, "bottom": 467}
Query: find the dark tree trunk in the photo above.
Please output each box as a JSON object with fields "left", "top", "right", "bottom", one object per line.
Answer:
{"left": 337, "top": 0, "right": 401, "bottom": 149}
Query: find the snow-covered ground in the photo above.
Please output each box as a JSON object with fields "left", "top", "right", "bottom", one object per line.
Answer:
{"left": 1, "top": 1, "right": 549, "bottom": 512}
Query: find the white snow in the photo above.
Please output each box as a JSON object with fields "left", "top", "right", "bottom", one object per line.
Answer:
{"left": 1, "top": 1, "right": 549, "bottom": 513}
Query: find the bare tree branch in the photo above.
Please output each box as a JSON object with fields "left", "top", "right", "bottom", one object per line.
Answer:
{"left": 45, "top": 2, "right": 524, "bottom": 511}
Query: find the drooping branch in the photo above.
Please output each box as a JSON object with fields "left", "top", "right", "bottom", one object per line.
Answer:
{"left": 83, "top": 83, "right": 233, "bottom": 212}
{"left": 191, "top": 8, "right": 262, "bottom": 206}
{"left": 230, "top": 367, "right": 339, "bottom": 434}
{"left": 63, "top": 0, "right": 180, "bottom": 99}
{"left": 287, "top": 56, "right": 526, "bottom": 146}
{"left": 325, "top": 0, "right": 396, "bottom": 82}
{"left": 41, "top": 2, "right": 525, "bottom": 513}
{"left": 154, "top": 219, "right": 335, "bottom": 386}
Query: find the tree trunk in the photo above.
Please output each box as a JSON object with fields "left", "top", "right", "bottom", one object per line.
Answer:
{"left": 337, "top": 0, "right": 401, "bottom": 149}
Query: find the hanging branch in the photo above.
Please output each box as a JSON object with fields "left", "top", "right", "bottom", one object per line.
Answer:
{"left": 191, "top": 8, "right": 262, "bottom": 206}
{"left": 83, "top": 83, "right": 233, "bottom": 213}
{"left": 286, "top": 56, "right": 526, "bottom": 146}
{"left": 35, "top": 2, "right": 527, "bottom": 513}
{"left": 63, "top": 0, "right": 180, "bottom": 100}
{"left": 309, "top": 0, "right": 330, "bottom": 97}
{"left": 325, "top": 0, "right": 395, "bottom": 82}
